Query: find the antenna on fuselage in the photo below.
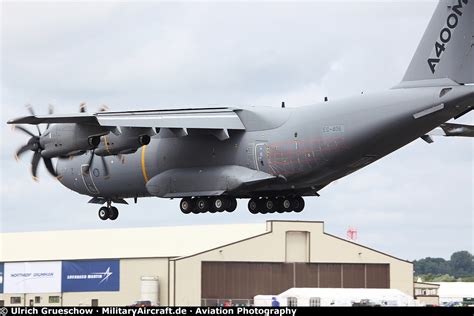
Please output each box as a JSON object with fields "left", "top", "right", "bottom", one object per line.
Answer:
{"left": 281, "top": 101, "right": 285, "bottom": 108}
{"left": 324, "top": 97, "right": 328, "bottom": 102}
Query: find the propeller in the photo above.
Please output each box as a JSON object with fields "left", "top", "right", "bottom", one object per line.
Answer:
{"left": 13, "top": 123, "right": 58, "bottom": 181}
{"left": 13, "top": 102, "right": 111, "bottom": 180}
{"left": 83, "top": 149, "right": 110, "bottom": 178}
{"left": 80, "top": 102, "right": 110, "bottom": 178}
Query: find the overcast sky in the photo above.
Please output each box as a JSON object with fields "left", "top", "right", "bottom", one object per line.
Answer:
{"left": 1, "top": 0, "right": 472, "bottom": 261}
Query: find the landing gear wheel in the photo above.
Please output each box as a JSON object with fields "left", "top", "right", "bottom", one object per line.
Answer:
{"left": 274, "top": 197, "right": 288, "bottom": 213}
{"left": 226, "top": 197, "right": 237, "bottom": 212}
{"left": 196, "top": 197, "right": 210, "bottom": 213}
{"left": 264, "top": 198, "right": 276, "bottom": 213}
{"left": 212, "top": 197, "right": 227, "bottom": 212}
{"left": 281, "top": 198, "right": 292, "bottom": 212}
{"left": 292, "top": 196, "right": 305, "bottom": 213}
{"left": 180, "top": 198, "right": 194, "bottom": 214}
{"left": 98, "top": 207, "right": 109, "bottom": 220}
{"left": 108, "top": 206, "right": 119, "bottom": 220}
{"left": 248, "top": 198, "right": 259, "bottom": 214}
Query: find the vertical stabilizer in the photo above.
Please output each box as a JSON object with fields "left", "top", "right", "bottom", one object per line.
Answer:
{"left": 402, "top": 0, "right": 474, "bottom": 84}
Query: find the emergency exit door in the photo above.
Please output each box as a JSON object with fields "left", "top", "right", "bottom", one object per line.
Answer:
{"left": 254, "top": 141, "right": 270, "bottom": 173}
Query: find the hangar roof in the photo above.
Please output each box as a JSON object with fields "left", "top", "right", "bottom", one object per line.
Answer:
{"left": 0, "top": 220, "right": 409, "bottom": 263}
{"left": 0, "top": 222, "right": 267, "bottom": 262}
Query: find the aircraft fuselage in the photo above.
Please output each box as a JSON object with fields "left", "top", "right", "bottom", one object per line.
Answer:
{"left": 56, "top": 85, "right": 474, "bottom": 201}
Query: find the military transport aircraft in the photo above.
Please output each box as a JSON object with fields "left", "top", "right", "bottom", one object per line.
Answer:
{"left": 8, "top": 0, "right": 474, "bottom": 220}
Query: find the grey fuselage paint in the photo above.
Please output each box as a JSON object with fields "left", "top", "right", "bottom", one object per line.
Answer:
{"left": 56, "top": 85, "right": 474, "bottom": 200}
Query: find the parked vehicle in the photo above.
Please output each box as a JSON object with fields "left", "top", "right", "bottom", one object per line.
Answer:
{"left": 129, "top": 300, "right": 152, "bottom": 307}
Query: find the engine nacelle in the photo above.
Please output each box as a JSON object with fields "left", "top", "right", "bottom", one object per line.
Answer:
{"left": 40, "top": 124, "right": 110, "bottom": 158}
{"left": 95, "top": 127, "right": 152, "bottom": 156}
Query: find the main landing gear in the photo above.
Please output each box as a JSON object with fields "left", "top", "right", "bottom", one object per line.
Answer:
{"left": 98, "top": 201, "right": 119, "bottom": 221}
{"left": 179, "top": 196, "right": 237, "bottom": 214}
{"left": 178, "top": 195, "right": 306, "bottom": 215}
{"left": 247, "top": 196, "right": 305, "bottom": 214}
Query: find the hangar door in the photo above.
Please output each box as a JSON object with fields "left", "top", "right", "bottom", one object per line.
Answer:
{"left": 201, "top": 262, "right": 389, "bottom": 304}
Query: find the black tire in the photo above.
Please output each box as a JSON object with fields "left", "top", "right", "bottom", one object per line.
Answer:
{"left": 196, "top": 197, "right": 210, "bottom": 213}
{"left": 280, "top": 197, "right": 292, "bottom": 212}
{"left": 248, "top": 198, "right": 259, "bottom": 214}
{"left": 180, "top": 198, "right": 194, "bottom": 214}
{"left": 264, "top": 198, "right": 276, "bottom": 213}
{"left": 109, "top": 206, "right": 119, "bottom": 220}
{"left": 212, "top": 197, "right": 226, "bottom": 212}
{"left": 274, "top": 197, "right": 288, "bottom": 213}
{"left": 98, "top": 207, "right": 109, "bottom": 220}
{"left": 226, "top": 198, "right": 237, "bottom": 212}
{"left": 292, "top": 196, "right": 305, "bottom": 213}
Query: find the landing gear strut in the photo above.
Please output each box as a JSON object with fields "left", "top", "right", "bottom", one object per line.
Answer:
{"left": 248, "top": 196, "right": 305, "bottom": 214}
{"left": 98, "top": 201, "right": 119, "bottom": 221}
{"left": 179, "top": 196, "right": 238, "bottom": 214}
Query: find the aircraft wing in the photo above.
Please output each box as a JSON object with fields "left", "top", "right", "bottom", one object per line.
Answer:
{"left": 7, "top": 107, "right": 245, "bottom": 130}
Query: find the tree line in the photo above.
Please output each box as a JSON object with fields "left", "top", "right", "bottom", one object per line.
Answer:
{"left": 414, "top": 250, "right": 473, "bottom": 282}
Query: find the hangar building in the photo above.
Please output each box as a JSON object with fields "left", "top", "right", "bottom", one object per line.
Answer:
{"left": 0, "top": 220, "right": 413, "bottom": 306}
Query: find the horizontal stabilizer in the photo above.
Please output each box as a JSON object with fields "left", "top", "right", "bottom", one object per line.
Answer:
{"left": 426, "top": 123, "right": 474, "bottom": 137}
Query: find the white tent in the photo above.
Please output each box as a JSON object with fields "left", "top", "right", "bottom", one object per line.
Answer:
{"left": 254, "top": 288, "right": 419, "bottom": 307}
{"left": 434, "top": 282, "right": 474, "bottom": 304}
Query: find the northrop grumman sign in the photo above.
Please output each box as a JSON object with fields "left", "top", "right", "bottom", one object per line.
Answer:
{"left": 62, "top": 260, "right": 120, "bottom": 292}
{"left": 4, "top": 262, "right": 62, "bottom": 293}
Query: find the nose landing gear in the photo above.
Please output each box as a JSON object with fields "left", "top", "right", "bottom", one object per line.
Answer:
{"left": 98, "top": 201, "right": 119, "bottom": 220}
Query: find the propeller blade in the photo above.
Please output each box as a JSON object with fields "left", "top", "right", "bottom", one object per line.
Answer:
{"left": 43, "top": 157, "right": 58, "bottom": 177}
{"left": 98, "top": 104, "right": 109, "bottom": 112}
{"left": 79, "top": 102, "right": 87, "bottom": 113}
{"left": 101, "top": 156, "right": 110, "bottom": 178}
{"left": 46, "top": 104, "right": 54, "bottom": 129}
{"left": 31, "top": 151, "right": 41, "bottom": 180}
{"left": 13, "top": 125, "right": 36, "bottom": 137}
{"left": 26, "top": 104, "right": 35, "bottom": 116}
{"left": 25, "top": 104, "right": 42, "bottom": 135}
{"left": 15, "top": 144, "right": 34, "bottom": 160}
{"left": 84, "top": 150, "right": 95, "bottom": 174}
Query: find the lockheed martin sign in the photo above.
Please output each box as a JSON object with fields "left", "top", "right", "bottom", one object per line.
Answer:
{"left": 62, "top": 260, "right": 120, "bottom": 292}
